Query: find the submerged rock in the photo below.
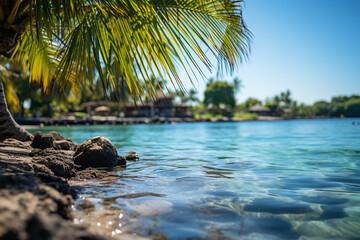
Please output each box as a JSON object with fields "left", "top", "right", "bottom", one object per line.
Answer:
{"left": 126, "top": 200, "right": 173, "bottom": 216}
{"left": 76, "top": 199, "right": 96, "bottom": 213}
{"left": 73, "top": 137, "right": 119, "bottom": 168}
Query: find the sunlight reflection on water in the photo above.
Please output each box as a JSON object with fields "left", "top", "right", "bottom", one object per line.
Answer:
{"left": 30, "top": 118, "right": 360, "bottom": 239}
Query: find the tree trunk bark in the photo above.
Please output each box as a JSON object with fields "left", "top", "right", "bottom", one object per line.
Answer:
{"left": 0, "top": 78, "right": 33, "bottom": 141}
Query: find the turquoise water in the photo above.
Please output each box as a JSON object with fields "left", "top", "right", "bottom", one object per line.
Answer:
{"left": 30, "top": 119, "right": 360, "bottom": 239}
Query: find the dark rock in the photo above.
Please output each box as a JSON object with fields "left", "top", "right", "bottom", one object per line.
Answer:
{"left": 55, "top": 140, "right": 74, "bottom": 150}
{"left": 125, "top": 150, "right": 139, "bottom": 161}
{"left": 73, "top": 136, "right": 119, "bottom": 168}
{"left": 44, "top": 131, "right": 71, "bottom": 141}
{"left": 73, "top": 168, "right": 107, "bottom": 180}
{"left": 31, "top": 132, "right": 54, "bottom": 149}
{"left": 30, "top": 148, "right": 59, "bottom": 157}
{"left": 35, "top": 172, "right": 76, "bottom": 198}
{"left": 31, "top": 132, "right": 76, "bottom": 150}
{"left": 117, "top": 156, "right": 127, "bottom": 166}
{"left": 33, "top": 155, "right": 76, "bottom": 179}
{"left": 30, "top": 147, "right": 76, "bottom": 179}
{"left": 0, "top": 134, "right": 107, "bottom": 240}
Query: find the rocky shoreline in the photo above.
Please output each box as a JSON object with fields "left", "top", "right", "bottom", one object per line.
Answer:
{"left": 0, "top": 132, "right": 137, "bottom": 240}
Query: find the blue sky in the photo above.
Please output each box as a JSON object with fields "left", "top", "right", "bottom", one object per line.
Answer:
{"left": 179, "top": 0, "right": 360, "bottom": 104}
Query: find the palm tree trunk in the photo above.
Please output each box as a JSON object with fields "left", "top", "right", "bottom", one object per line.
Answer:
{"left": 0, "top": 78, "right": 32, "bottom": 141}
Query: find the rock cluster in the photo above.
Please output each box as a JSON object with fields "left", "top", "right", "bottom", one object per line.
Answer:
{"left": 31, "top": 131, "right": 77, "bottom": 150}
{"left": 31, "top": 132, "right": 139, "bottom": 169}
{"left": 0, "top": 138, "right": 105, "bottom": 240}
{"left": 0, "top": 132, "right": 140, "bottom": 240}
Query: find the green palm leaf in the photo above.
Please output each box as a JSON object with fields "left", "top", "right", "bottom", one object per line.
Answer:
{"left": 12, "top": 0, "right": 251, "bottom": 100}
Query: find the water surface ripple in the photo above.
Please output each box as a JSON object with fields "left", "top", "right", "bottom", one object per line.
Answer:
{"left": 31, "top": 119, "right": 360, "bottom": 239}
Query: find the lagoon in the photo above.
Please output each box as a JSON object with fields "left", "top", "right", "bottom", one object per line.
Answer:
{"left": 29, "top": 119, "right": 360, "bottom": 239}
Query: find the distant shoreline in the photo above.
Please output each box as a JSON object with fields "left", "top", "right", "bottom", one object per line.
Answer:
{"left": 17, "top": 115, "right": 352, "bottom": 128}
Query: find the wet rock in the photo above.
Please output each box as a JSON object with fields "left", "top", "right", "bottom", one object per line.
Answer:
{"left": 73, "top": 137, "right": 119, "bottom": 168}
{"left": 117, "top": 156, "right": 127, "bottom": 166}
{"left": 124, "top": 150, "right": 139, "bottom": 161}
{"left": 76, "top": 199, "right": 96, "bottom": 213}
{"left": 31, "top": 132, "right": 76, "bottom": 150}
{"left": 73, "top": 168, "right": 107, "bottom": 180}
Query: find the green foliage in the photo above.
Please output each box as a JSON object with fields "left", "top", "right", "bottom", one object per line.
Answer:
{"left": 194, "top": 113, "right": 223, "bottom": 120}
{"left": 245, "top": 98, "right": 262, "bottom": 108}
{"left": 204, "top": 81, "right": 235, "bottom": 107}
{"left": 345, "top": 98, "right": 360, "bottom": 117}
{"left": 233, "top": 112, "right": 258, "bottom": 120}
{"left": 179, "top": 89, "right": 199, "bottom": 105}
{"left": 265, "top": 89, "right": 293, "bottom": 109}
{"left": 312, "top": 101, "right": 331, "bottom": 116}
{"left": 264, "top": 101, "right": 279, "bottom": 110}
{"left": 74, "top": 112, "right": 87, "bottom": 118}
{"left": 8, "top": 0, "right": 251, "bottom": 102}
{"left": 288, "top": 95, "right": 360, "bottom": 117}
{"left": 295, "top": 103, "right": 313, "bottom": 116}
{"left": 308, "top": 95, "right": 360, "bottom": 117}
{"left": 237, "top": 97, "right": 261, "bottom": 111}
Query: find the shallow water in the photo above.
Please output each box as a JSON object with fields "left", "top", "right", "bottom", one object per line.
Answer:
{"left": 30, "top": 119, "right": 360, "bottom": 239}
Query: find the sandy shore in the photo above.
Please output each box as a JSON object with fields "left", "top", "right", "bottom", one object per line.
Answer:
{"left": 0, "top": 138, "right": 109, "bottom": 240}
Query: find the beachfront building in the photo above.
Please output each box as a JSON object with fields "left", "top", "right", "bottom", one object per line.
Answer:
{"left": 82, "top": 101, "right": 113, "bottom": 116}
{"left": 248, "top": 104, "right": 272, "bottom": 116}
{"left": 123, "top": 91, "right": 192, "bottom": 118}
{"left": 248, "top": 104, "right": 290, "bottom": 117}
{"left": 82, "top": 91, "right": 192, "bottom": 118}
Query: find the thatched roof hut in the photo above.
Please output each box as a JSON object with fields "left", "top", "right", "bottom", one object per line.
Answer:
{"left": 94, "top": 106, "right": 111, "bottom": 116}
{"left": 248, "top": 104, "right": 271, "bottom": 113}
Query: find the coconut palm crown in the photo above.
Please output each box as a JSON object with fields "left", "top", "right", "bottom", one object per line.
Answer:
{"left": 0, "top": 0, "right": 251, "bottom": 141}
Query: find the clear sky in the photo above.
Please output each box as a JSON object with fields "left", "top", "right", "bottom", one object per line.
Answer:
{"left": 179, "top": 0, "right": 360, "bottom": 105}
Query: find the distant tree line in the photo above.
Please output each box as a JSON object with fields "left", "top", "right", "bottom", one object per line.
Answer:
{"left": 5, "top": 66, "right": 360, "bottom": 119}
{"left": 198, "top": 80, "right": 360, "bottom": 118}
{"left": 310, "top": 95, "right": 360, "bottom": 117}
{"left": 239, "top": 93, "right": 360, "bottom": 118}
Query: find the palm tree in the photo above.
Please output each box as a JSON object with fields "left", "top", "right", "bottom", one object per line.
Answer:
{"left": 0, "top": 0, "right": 251, "bottom": 141}
{"left": 233, "top": 77, "right": 244, "bottom": 93}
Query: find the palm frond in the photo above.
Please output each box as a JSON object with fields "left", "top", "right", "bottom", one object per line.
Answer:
{"left": 12, "top": 0, "right": 251, "bottom": 100}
